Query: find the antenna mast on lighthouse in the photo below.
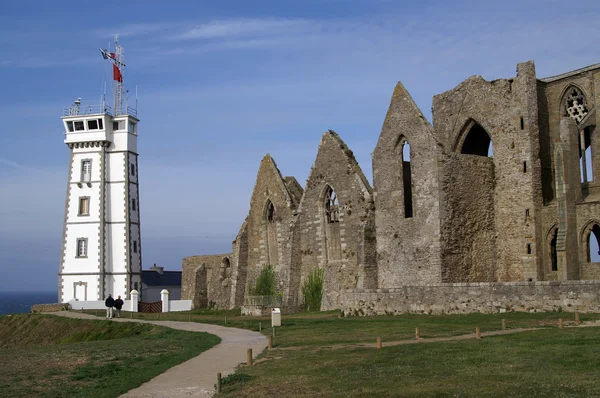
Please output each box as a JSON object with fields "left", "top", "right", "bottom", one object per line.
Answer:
{"left": 99, "top": 35, "right": 125, "bottom": 115}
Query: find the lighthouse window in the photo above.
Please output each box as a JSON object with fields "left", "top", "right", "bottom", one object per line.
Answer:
{"left": 74, "top": 121, "right": 85, "bottom": 131}
{"left": 81, "top": 160, "right": 92, "bottom": 182}
{"left": 86, "top": 119, "right": 103, "bottom": 130}
{"left": 76, "top": 238, "right": 88, "bottom": 258}
{"left": 131, "top": 198, "right": 137, "bottom": 211}
{"left": 130, "top": 163, "right": 135, "bottom": 176}
{"left": 78, "top": 197, "right": 90, "bottom": 216}
{"left": 113, "top": 120, "right": 126, "bottom": 131}
{"left": 128, "top": 122, "right": 136, "bottom": 133}
{"left": 67, "top": 121, "right": 74, "bottom": 132}
{"left": 133, "top": 241, "right": 138, "bottom": 253}
{"left": 87, "top": 119, "right": 99, "bottom": 130}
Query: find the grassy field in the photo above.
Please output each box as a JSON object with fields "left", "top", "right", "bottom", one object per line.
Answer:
{"left": 219, "top": 327, "right": 600, "bottom": 397}
{"left": 74, "top": 309, "right": 600, "bottom": 396}
{"left": 85, "top": 308, "right": 600, "bottom": 348}
{"left": 0, "top": 314, "right": 220, "bottom": 398}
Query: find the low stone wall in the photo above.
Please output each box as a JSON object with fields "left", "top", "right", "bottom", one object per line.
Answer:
{"left": 31, "top": 303, "right": 70, "bottom": 313}
{"left": 341, "top": 280, "right": 600, "bottom": 316}
{"left": 241, "top": 306, "right": 271, "bottom": 316}
{"left": 241, "top": 305, "right": 305, "bottom": 316}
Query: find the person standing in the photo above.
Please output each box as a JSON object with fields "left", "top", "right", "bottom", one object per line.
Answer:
{"left": 105, "top": 294, "right": 115, "bottom": 319}
{"left": 114, "top": 296, "right": 124, "bottom": 318}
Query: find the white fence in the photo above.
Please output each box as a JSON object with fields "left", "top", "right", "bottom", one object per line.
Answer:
{"left": 169, "top": 300, "right": 192, "bottom": 311}
{"left": 68, "top": 290, "right": 191, "bottom": 313}
{"left": 69, "top": 300, "right": 135, "bottom": 311}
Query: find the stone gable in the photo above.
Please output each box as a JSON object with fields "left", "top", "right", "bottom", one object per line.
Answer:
{"left": 372, "top": 82, "right": 443, "bottom": 287}
{"left": 288, "top": 131, "right": 374, "bottom": 310}
{"left": 243, "top": 154, "right": 298, "bottom": 298}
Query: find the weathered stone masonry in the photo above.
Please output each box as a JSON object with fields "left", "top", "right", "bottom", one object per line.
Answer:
{"left": 183, "top": 61, "right": 600, "bottom": 314}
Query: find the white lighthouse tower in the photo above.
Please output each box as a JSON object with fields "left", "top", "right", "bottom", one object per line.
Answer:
{"left": 58, "top": 36, "right": 142, "bottom": 303}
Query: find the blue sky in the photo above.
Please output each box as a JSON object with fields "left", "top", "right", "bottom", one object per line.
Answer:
{"left": 1, "top": 0, "right": 599, "bottom": 292}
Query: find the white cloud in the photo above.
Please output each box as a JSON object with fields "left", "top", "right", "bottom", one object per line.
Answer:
{"left": 0, "top": 56, "right": 95, "bottom": 69}
{"left": 176, "top": 18, "right": 317, "bottom": 40}
{"left": 92, "top": 22, "right": 178, "bottom": 39}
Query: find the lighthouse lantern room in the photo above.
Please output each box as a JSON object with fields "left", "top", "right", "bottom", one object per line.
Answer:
{"left": 58, "top": 36, "right": 142, "bottom": 303}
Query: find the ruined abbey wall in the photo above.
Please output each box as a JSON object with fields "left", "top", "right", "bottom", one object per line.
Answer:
{"left": 434, "top": 62, "right": 543, "bottom": 283}
{"left": 181, "top": 254, "right": 232, "bottom": 309}
{"left": 229, "top": 222, "right": 248, "bottom": 307}
{"left": 372, "top": 83, "right": 443, "bottom": 287}
{"left": 539, "top": 68, "right": 600, "bottom": 283}
{"left": 288, "top": 132, "right": 374, "bottom": 310}
{"left": 182, "top": 60, "right": 600, "bottom": 315}
{"left": 341, "top": 280, "right": 600, "bottom": 316}
{"left": 242, "top": 155, "right": 300, "bottom": 298}
{"left": 440, "top": 154, "right": 497, "bottom": 282}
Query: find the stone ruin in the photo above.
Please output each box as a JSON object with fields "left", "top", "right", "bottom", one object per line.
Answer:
{"left": 182, "top": 61, "right": 600, "bottom": 315}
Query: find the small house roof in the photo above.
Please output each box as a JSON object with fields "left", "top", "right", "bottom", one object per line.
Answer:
{"left": 141, "top": 270, "right": 182, "bottom": 287}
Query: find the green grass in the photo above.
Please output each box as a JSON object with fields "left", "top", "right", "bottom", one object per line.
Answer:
{"left": 221, "top": 327, "right": 600, "bottom": 397}
{"left": 0, "top": 314, "right": 220, "bottom": 398}
{"left": 9, "top": 310, "right": 600, "bottom": 397}
{"left": 85, "top": 308, "right": 600, "bottom": 348}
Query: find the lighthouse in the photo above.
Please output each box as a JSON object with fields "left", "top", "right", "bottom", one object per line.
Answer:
{"left": 58, "top": 36, "right": 142, "bottom": 303}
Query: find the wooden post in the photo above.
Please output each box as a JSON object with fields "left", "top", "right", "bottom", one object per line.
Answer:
{"left": 376, "top": 337, "right": 382, "bottom": 349}
{"left": 558, "top": 318, "right": 563, "bottom": 328}
{"left": 273, "top": 326, "right": 276, "bottom": 338}
{"left": 247, "top": 349, "right": 253, "bottom": 366}
{"left": 575, "top": 312, "right": 580, "bottom": 325}
{"left": 415, "top": 327, "right": 420, "bottom": 339}
{"left": 130, "top": 311, "right": 133, "bottom": 319}
{"left": 268, "top": 335, "right": 273, "bottom": 350}
{"left": 225, "top": 316, "right": 227, "bottom": 326}
{"left": 95, "top": 309, "right": 98, "bottom": 316}
{"left": 188, "top": 311, "right": 192, "bottom": 322}
{"left": 502, "top": 319, "right": 506, "bottom": 330}
{"left": 475, "top": 327, "right": 481, "bottom": 339}
{"left": 259, "top": 322, "right": 262, "bottom": 332}
{"left": 157, "top": 313, "right": 160, "bottom": 320}
{"left": 216, "top": 373, "right": 221, "bottom": 394}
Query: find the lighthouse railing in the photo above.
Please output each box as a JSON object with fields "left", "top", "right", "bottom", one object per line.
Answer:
{"left": 63, "top": 103, "right": 137, "bottom": 118}
{"left": 63, "top": 104, "right": 114, "bottom": 117}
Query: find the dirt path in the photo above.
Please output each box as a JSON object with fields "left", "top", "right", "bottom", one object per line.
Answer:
{"left": 49, "top": 311, "right": 266, "bottom": 397}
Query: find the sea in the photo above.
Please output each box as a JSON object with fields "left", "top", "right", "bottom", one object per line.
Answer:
{"left": 0, "top": 291, "right": 58, "bottom": 316}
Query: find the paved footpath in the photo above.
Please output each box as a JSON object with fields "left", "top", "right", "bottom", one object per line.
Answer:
{"left": 50, "top": 311, "right": 267, "bottom": 397}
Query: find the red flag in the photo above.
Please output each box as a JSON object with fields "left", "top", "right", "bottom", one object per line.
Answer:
{"left": 109, "top": 52, "right": 116, "bottom": 59}
{"left": 113, "top": 64, "right": 123, "bottom": 82}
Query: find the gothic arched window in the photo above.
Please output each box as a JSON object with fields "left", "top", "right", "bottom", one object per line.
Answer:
{"left": 398, "top": 137, "right": 414, "bottom": 218}
{"left": 585, "top": 224, "right": 600, "bottom": 262}
{"left": 266, "top": 200, "right": 275, "bottom": 223}
{"left": 324, "top": 186, "right": 339, "bottom": 223}
{"left": 564, "top": 86, "right": 589, "bottom": 124}
{"left": 549, "top": 226, "right": 558, "bottom": 272}
{"left": 461, "top": 123, "right": 493, "bottom": 157}
{"left": 220, "top": 257, "right": 231, "bottom": 280}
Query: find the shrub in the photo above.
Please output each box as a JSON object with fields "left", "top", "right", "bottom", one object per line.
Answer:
{"left": 220, "top": 372, "right": 253, "bottom": 386}
{"left": 253, "top": 265, "right": 276, "bottom": 296}
{"left": 302, "top": 267, "right": 324, "bottom": 311}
